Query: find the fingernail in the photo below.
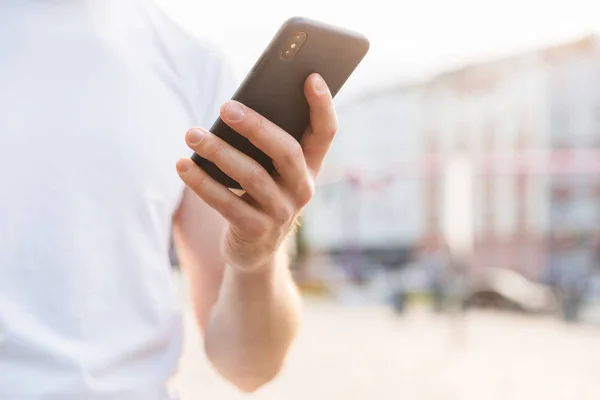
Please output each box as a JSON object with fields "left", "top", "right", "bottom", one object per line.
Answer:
{"left": 176, "top": 158, "right": 191, "bottom": 174}
{"left": 314, "top": 75, "right": 327, "bottom": 95}
{"left": 224, "top": 101, "right": 245, "bottom": 122}
{"left": 186, "top": 128, "right": 205, "bottom": 145}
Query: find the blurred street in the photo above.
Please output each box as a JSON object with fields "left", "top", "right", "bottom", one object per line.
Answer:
{"left": 170, "top": 272, "right": 600, "bottom": 400}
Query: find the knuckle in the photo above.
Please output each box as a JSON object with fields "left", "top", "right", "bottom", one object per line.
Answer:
{"left": 290, "top": 139, "right": 304, "bottom": 156}
{"left": 205, "top": 138, "right": 226, "bottom": 161}
{"left": 329, "top": 117, "right": 339, "bottom": 138}
{"left": 249, "top": 116, "right": 265, "bottom": 140}
{"left": 217, "top": 196, "right": 236, "bottom": 217}
{"left": 246, "top": 165, "right": 269, "bottom": 190}
{"left": 273, "top": 203, "right": 294, "bottom": 224}
{"left": 296, "top": 178, "right": 315, "bottom": 206}
{"left": 195, "top": 172, "right": 210, "bottom": 190}
{"left": 322, "top": 117, "right": 339, "bottom": 140}
{"left": 283, "top": 140, "right": 303, "bottom": 166}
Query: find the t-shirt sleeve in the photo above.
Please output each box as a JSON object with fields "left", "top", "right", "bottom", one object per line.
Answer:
{"left": 193, "top": 48, "right": 239, "bottom": 129}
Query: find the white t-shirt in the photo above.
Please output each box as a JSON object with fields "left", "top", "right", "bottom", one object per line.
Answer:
{"left": 0, "top": 1, "right": 236, "bottom": 398}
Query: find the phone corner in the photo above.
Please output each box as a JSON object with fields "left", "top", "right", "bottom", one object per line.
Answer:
{"left": 282, "top": 16, "right": 311, "bottom": 28}
{"left": 361, "top": 36, "right": 371, "bottom": 55}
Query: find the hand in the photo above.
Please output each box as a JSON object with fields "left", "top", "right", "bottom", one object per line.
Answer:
{"left": 176, "top": 73, "right": 338, "bottom": 272}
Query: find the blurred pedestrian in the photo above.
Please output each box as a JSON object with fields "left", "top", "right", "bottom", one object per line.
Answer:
{"left": 0, "top": 1, "right": 339, "bottom": 398}
{"left": 561, "top": 234, "right": 591, "bottom": 322}
{"left": 550, "top": 232, "right": 590, "bottom": 322}
{"left": 426, "top": 246, "right": 447, "bottom": 313}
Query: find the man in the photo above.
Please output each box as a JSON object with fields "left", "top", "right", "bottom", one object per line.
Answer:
{"left": 0, "top": 1, "right": 338, "bottom": 398}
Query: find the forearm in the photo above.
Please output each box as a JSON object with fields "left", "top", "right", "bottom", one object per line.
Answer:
{"left": 176, "top": 73, "right": 337, "bottom": 392}
{"left": 203, "top": 247, "right": 303, "bottom": 392}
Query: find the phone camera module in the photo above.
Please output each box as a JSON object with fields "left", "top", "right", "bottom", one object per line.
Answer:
{"left": 281, "top": 31, "right": 307, "bottom": 60}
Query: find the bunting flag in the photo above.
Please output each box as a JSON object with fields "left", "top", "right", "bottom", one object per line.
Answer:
{"left": 316, "top": 149, "right": 600, "bottom": 189}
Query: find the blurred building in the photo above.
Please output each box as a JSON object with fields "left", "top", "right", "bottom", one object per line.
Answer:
{"left": 304, "top": 35, "right": 600, "bottom": 279}
{"left": 303, "top": 87, "right": 423, "bottom": 268}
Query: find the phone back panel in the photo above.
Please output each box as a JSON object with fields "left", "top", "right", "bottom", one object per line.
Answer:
{"left": 191, "top": 17, "right": 370, "bottom": 188}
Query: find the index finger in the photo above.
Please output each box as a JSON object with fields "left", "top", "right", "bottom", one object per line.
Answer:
{"left": 301, "top": 73, "right": 339, "bottom": 175}
{"left": 219, "top": 100, "right": 309, "bottom": 188}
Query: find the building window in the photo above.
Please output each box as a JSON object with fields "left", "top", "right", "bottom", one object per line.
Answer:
{"left": 551, "top": 185, "right": 571, "bottom": 202}
{"left": 551, "top": 107, "right": 570, "bottom": 139}
{"left": 553, "top": 140, "right": 571, "bottom": 150}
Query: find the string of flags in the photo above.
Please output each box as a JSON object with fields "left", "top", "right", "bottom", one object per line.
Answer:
{"left": 316, "top": 149, "right": 600, "bottom": 189}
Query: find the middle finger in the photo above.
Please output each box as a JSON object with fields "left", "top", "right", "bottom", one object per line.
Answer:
{"left": 219, "top": 100, "right": 309, "bottom": 190}
{"left": 187, "top": 127, "right": 284, "bottom": 215}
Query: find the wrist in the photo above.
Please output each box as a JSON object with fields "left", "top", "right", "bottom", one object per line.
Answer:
{"left": 228, "top": 247, "right": 288, "bottom": 278}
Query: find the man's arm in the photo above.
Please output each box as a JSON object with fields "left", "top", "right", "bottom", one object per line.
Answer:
{"left": 172, "top": 191, "right": 302, "bottom": 393}
{"left": 173, "top": 73, "right": 337, "bottom": 393}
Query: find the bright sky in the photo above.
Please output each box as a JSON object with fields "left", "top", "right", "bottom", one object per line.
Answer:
{"left": 157, "top": 0, "right": 600, "bottom": 97}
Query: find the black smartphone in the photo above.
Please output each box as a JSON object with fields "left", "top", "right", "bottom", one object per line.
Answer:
{"left": 191, "top": 16, "right": 370, "bottom": 189}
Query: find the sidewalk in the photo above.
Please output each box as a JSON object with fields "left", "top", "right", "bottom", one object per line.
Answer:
{"left": 171, "top": 273, "right": 600, "bottom": 399}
